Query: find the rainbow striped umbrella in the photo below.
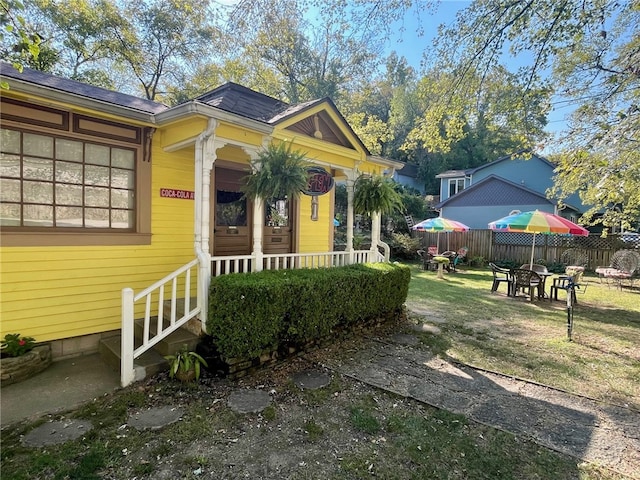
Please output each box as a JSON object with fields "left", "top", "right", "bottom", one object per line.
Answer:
{"left": 412, "top": 217, "right": 470, "bottom": 232}
{"left": 412, "top": 217, "right": 470, "bottom": 251}
{"left": 489, "top": 210, "right": 589, "bottom": 268}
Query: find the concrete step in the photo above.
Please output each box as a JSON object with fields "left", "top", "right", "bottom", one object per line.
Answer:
{"left": 98, "top": 336, "right": 168, "bottom": 380}
{"left": 133, "top": 317, "right": 199, "bottom": 356}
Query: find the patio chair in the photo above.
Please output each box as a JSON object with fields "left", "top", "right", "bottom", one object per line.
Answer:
{"left": 489, "top": 263, "right": 513, "bottom": 295}
{"left": 417, "top": 245, "right": 439, "bottom": 271}
{"left": 511, "top": 268, "right": 543, "bottom": 301}
{"left": 595, "top": 249, "right": 640, "bottom": 289}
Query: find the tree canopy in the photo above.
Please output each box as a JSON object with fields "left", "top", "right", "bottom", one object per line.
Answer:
{"left": 4, "top": 0, "right": 637, "bottom": 230}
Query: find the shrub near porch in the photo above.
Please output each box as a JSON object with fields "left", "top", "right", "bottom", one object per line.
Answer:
{"left": 207, "top": 263, "right": 410, "bottom": 361}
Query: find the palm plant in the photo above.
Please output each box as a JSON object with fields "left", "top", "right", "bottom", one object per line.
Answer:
{"left": 242, "top": 141, "right": 310, "bottom": 202}
{"left": 353, "top": 174, "right": 404, "bottom": 216}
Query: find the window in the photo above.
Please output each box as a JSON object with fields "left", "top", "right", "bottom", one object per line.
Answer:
{"left": 448, "top": 178, "right": 465, "bottom": 197}
{"left": 1, "top": 128, "right": 136, "bottom": 230}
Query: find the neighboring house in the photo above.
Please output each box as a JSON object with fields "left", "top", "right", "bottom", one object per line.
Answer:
{"left": 391, "top": 161, "right": 425, "bottom": 194}
{"left": 0, "top": 64, "right": 401, "bottom": 376}
{"left": 434, "top": 152, "right": 586, "bottom": 229}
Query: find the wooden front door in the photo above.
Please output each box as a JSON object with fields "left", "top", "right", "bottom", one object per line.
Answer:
{"left": 263, "top": 198, "right": 293, "bottom": 254}
{"left": 213, "top": 167, "right": 251, "bottom": 256}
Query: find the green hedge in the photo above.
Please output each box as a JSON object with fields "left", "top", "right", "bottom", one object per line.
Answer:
{"left": 207, "top": 263, "right": 410, "bottom": 360}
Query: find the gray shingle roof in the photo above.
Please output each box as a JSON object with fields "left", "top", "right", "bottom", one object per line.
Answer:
{"left": 0, "top": 62, "right": 168, "bottom": 115}
{"left": 435, "top": 175, "right": 552, "bottom": 208}
{"left": 196, "top": 82, "right": 291, "bottom": 122}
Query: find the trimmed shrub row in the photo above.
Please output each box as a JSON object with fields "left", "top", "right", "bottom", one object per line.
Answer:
{"left": 207, "top": 263, "right": 410, "bottom": 360}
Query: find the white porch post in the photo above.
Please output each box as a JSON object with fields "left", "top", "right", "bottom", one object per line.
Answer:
{"left": 194, "top": 120, "right": 219, "bottom": 333}
{"left": 244, "top": 146, "right": 265, "bottom": 272}
{"left": 346, "top": 177, "right": 355, "bottom": 264}
{"left": 370, "top": 211, "right": 381, "bottom": 261}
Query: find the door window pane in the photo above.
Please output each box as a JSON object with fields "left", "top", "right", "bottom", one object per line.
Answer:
{"left": 266, "top": 198, "right": 289, "bottom": 226}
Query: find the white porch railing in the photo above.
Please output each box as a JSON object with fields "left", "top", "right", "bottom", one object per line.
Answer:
{"left": 120, "top": 249, "right": 384, "bottom": 386}
{"left": 121, "top": 259, "right": 200, "bottom": 387}
{"left": 211, "top": 249, "right": 383, "bottom": 274}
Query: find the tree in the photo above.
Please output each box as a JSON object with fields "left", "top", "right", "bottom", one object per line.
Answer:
{"left": 223, "top": 0, "right": 380, "bottom": 104}
{"left": 22, "top": 0, "right": 222, "bottom": 99}
{"left": 433, "top": 0, "right": 640, "bottom": 230}
{"left": 1, "top": 0, "right": 41, "bottom": 83}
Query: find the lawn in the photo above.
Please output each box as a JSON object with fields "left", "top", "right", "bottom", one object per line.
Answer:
{"left": 405, "top": 262, "right": 640, "bottom": 411}
{"left": 1, "top": 263, "right": 638, "bottom": 479}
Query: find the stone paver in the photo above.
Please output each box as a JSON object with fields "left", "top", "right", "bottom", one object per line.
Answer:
{"left": 128, "top": 406, "right": 184, "bottom": 431}
{"left": 21, "top": 419, "right": 93, "bottom": 447}
{"left": 292, "top": 369, "right": 331, "bottom": 390}
{"left": 228, "top": 389, "right": 272, "bottom": 414}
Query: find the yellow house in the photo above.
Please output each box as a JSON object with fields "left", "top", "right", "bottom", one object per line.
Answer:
{"left": 0, "top": 64, "right": 402, "bottom": 385}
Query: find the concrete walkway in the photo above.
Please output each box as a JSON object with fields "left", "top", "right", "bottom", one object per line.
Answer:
{"left": 320, "top": 334, "right": 640, "bottom": 479}
{"left": 1, "top": 353, "right": 120, "bottom": 427}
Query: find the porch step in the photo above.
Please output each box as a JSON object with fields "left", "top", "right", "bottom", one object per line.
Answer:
{"left": 98, "top": 336, "right": 168, "bottom": 381}
{"left": 133, "top": 317, "right": 200, "bottom": 356}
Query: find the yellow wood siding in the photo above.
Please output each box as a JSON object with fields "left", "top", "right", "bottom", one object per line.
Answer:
{"left": 297, "top": 194, "right": 332, "bottom": 253}
{"left": 0, "top": 142, "right": 196, "bottom": 342}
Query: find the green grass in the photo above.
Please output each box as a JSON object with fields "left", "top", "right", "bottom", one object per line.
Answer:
{"left": 405, "top": 262, "right": 640, "bottom": 410}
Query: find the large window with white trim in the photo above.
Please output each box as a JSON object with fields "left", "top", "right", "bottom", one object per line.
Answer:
{"left": 1, "top": 127, "right": 136, "bottom": 229}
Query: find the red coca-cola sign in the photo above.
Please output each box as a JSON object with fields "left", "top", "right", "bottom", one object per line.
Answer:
{"left": 303, "top": 167, "right": 334, "bottom": 196}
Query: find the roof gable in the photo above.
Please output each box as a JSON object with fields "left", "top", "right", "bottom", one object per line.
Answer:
{"left": 436, "top": 175, "right": 552, "bottom": 208}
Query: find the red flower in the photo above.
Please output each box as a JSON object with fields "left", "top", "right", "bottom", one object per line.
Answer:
{"left": 19, "top": 339, "right": 26, "bottom": 346}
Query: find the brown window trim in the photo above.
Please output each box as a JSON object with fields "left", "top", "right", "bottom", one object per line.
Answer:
{"left": 0, "top": 112, "right": 152, "bottom": 247}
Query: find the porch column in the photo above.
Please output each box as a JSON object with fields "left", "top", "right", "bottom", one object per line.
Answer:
{"left": 243, "top": 146, "right": 265, "bottom": 271}
{"left": 345, "top": 176, "right": 355, "bottom": 264}
{"left": 370, "top": 211, "right": 381, "bottom": 260}
{"left": 194, "top": 120, "right": 220, "bottom": 333}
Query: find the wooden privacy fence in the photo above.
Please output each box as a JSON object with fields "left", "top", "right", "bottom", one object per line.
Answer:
{"left": 412, "top": 230, "right": 640, "bottom": 270}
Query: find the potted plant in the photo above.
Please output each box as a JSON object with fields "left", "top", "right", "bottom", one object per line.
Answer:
{"left": 165, "top": 345, "right": 209, "bottom": 383}
{"left": 353, "top": 174, "right": 404, "bottom": 218}
{"left": 1, "top": 333, "right": 51, "bottom": 386}
{"left": 242, "top": 141, "right": 310, "bottom": 203}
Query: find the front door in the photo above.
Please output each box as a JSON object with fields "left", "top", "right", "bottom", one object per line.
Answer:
{"left": 213, "top": 167, "right": 251, "bottom": 256}
{"left": 263, "top": 197, "right": 292, "bottom": 254}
